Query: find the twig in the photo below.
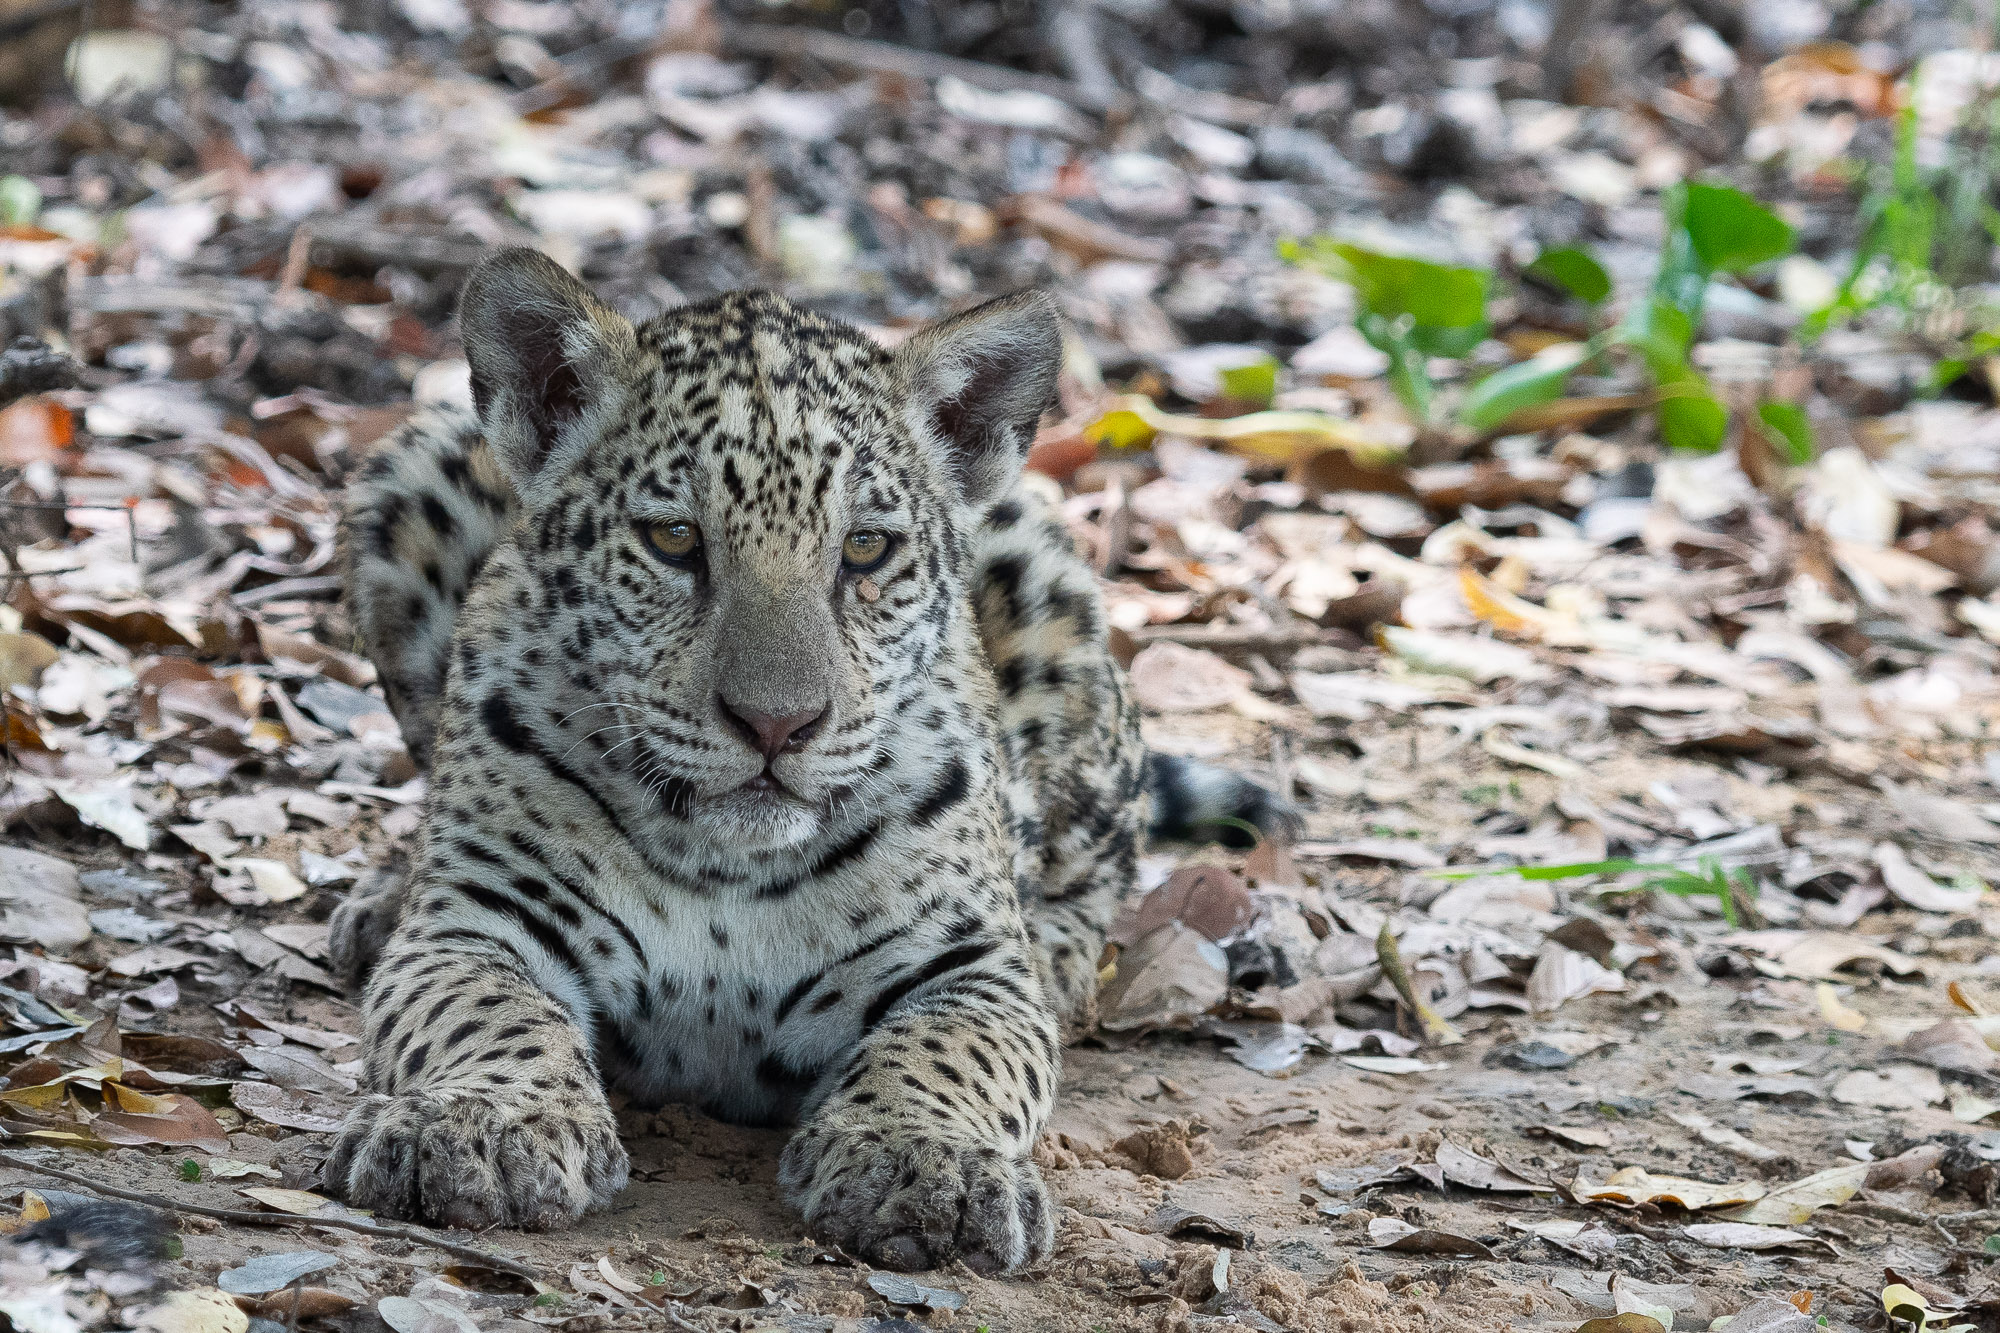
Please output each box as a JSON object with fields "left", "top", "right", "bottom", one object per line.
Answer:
{"left": 1127, "top": 623, "right": 1333, "bottom": 652}
{"left": 508, "top": 31, "right": 660, "bottom": 115}
{"left": 721, "top": 19, "right": 1116, "bottom": 113}
{"left": 0, "top": 566, "right": 85, "bottom": 583}
{"left": 0, "top": 1150, "right": 540, "bottom": 1279}
{"left": 306, "top": 217, "right": 495, "bottom": 273}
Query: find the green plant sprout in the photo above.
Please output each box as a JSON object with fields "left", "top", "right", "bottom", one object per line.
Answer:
{"left": 1278, "top": 238, "right": 1489, "bottom": 422}
{"left": 1283, "top": 180, "right": 1798, "bottom": 454}
{"left": 1806, "top": 87, "right": 2000, "bottom": 392}
{"left": 1433, "top": 855, "right": 1759, "bottom": 926}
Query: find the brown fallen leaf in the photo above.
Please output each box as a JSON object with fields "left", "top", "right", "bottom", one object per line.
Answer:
{"left": 1111, "top": 864, "right": 1254, "bottom": 946}
{"left": 1898, "top": 1019, "right": 1998, "bottom": 1074}
{"left": 244, "top": 1289, "right": 355, "bottom": 1320}
{"left": 1366, "top": 1216, "right": 1495, "bottom": 1259}
{"left": 94, "top": 1091, "right": 231, "bottom": 1153}
{"left": 1575, "top": 1317, "right": 1666, "bottom": 1333}
{"left": 1097, "top": 922, "right": 1229, "bottom": 1033}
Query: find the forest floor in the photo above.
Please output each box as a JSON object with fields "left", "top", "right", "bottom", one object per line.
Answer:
{"left": 9, "top": 0, "right": 2000, "bottom": 1329}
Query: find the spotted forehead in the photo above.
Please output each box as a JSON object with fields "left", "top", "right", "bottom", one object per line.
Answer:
{"left": 605, "top": 293, "right": 927, "bottom": 523}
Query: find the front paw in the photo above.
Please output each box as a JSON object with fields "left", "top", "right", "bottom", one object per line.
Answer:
{"left": 324, "top": 1087, "right": 628, "bottom": 1229}
{"left": 778, "top": 1125, "right": 1052, "bottom": 1275}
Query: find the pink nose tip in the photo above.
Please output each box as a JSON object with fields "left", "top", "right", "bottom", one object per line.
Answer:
{"left": 720, "top": 701, "right": 827, "bottom": 761}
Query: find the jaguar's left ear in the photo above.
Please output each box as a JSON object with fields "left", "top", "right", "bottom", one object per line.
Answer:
{"left": 891, "top": 291, "right": 1061, "bottom": 507}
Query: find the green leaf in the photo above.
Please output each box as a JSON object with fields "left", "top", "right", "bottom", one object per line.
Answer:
{"left": 1326, "top": 242, "right": 1491, "bottom": 331}
{"left": 1459, "top": 345, "right": 1587, "bottom": 431}
{"left": 1524, "top": 245, "right": 1612, "bottom": 305}
{"left": 177, "top": 1158, "right": 201, "bottom": 1182}
{"left": 1218, "top": 356, "right": 1278, "bottom": 408}
{"left": 1654, "top": 372, "right": 1729, "bottom": 453}
{"left": 1409, "top": 323, "right": 1487, "bottom": 359}
{"left": 1514, "top": 858, "right": 1649, "bottom": 880}
{"left": 1617, "top": 297, "right": 1727, "bottom": 453}
{"left": 1756, "top": 400, "right": 1814, "bottom": 464}
{"left": 1675, "top": 181, "right": 1797, "bottom": 274}
{"left": 0, "top": 176, "right": 40, "bottom": 229}
{"left": 1620, "top": 297, "right": 1697, "bottom": 363}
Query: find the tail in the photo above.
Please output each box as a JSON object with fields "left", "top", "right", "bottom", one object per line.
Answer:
{"left": 15, "top": 1199, "right": 171, "bottom": 1272}
{"left": 1144, "top": 752, "right": 1298, "bottom": 848}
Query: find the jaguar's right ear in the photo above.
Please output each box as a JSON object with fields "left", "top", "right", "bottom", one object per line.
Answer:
{"left": 458, "top": 248, "right": 639, "bottom": 492}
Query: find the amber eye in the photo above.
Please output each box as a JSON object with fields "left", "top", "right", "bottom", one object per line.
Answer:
{"left": 841, "top": 530, "right": 891, "bottom": 572}
{"left": 642, "top": 520, "right": 702, "bottom": 563}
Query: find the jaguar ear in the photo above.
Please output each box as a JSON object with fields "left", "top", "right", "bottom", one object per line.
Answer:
{"left": 892, "top": 291, "right": 1061, "bottom": 508}
{"left": 459, "top": 248, "right": 639, "bottom": 491}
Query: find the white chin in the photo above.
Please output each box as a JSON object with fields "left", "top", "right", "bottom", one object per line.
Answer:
{"left": 687, "top": 793, "right": 821, "bottom": 851}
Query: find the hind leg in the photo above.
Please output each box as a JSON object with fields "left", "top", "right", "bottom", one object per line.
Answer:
{"left": 328, "top": 865, "right": 409, "bottom": 991}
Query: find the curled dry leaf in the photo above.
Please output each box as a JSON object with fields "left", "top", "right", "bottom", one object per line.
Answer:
{"left": 1097, "top": 922, "right": 1229, "bottom": 1033}
{"left": 1366, "top": 1216, "right": 1496, "bottom": 1259}
{"left": 1898, "top": 1018, "right": 1998, "bottom": 1074}
{"left": 1712, "top": 1162, "right": 1870, "bottom": 1226}
{"left": 1526, "top": 943, "right": 1628, "bottom": 1013}
{"left": 1875, "top": 842, "right": 1983, "bottom": 913}
{"left": 1575, "top": 1167, "right": 1765, "bottom": 1211}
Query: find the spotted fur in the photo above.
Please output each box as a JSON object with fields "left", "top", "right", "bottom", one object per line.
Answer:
{"left": 328, "top": 251, "right": 1281, "bottom": 1273}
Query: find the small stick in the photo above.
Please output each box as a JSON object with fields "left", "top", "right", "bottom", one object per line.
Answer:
{"left": 0, "top": 1151, "right": 539, "bottom": 1278}
{"left": 1375, "top": 921, "right": 1463, "bottom": 1046}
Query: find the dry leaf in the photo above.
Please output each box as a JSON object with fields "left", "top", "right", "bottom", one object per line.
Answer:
{"left": 237, "top": 1187, "right": 334, "bottom": 1215}
{"left": 1712, "top": 1162, "right": 1869, "bottom": 1226}
{"left": 1815, "top": 982, "right": 1866, "bottom": 1032}
{"left": 1128, "top": 643, "right": 1251, "bottom": 712}
{"left": 1575, "top": 1166, "right": 1765, "bottom": 1211}
{"left": 1681, "top": 1222, "right": 1824, "bottom": 1251}
{"left": 1875, "top": 842, "right": 1983, "bottom": 912}
{"left": 1831, "top": 1065, "right": 1944, "bottom": 1109}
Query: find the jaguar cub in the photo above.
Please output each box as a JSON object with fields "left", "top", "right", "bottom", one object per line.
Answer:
{"left": 328, "top": 250, "right": 1282, "bottom": 1274}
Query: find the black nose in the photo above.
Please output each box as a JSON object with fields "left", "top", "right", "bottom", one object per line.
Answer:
{"left": 719, "top": 698, "right": 827, "bottom": 762}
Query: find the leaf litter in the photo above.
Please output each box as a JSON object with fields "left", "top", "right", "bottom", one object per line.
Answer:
{"left": 5, "top": 0, "right": 2000, "bottom": 1326}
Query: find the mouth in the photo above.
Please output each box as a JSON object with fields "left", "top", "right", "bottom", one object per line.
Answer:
{"left": 685, "top": 765, "right": 823, "bottom": 852}
{"left": 740, "top": 767, "right": 804, "bottom": 800}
